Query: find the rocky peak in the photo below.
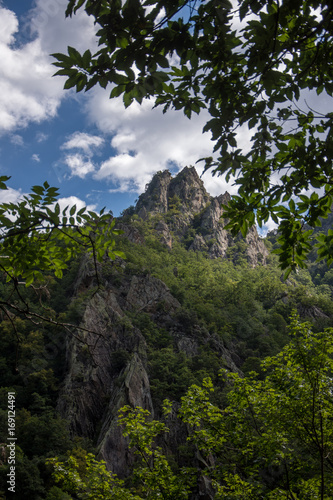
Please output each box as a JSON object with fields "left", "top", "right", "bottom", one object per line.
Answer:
{"left": 135, "top": 166, "right": 210, "bottom": 219}
{"left": 168, "top": 166, "right": 210, "bottom": 214}
{"left": 136, "top": 170, "right": 172, "bottom": 219}
{"left": 129, "top": 167, "right": 268, "bottom": 266}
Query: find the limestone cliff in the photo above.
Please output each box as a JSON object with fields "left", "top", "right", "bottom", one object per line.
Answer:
{"left": 135, "top": 167, "right": 210, "bottom": 219}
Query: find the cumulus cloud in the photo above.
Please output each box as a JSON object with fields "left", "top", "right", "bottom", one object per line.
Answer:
{"left": 59, "top": 132, "right": 105, "bottom": 179}
{"left": 0, "top": 2, "right": 97, "bottom": 135}
{"left": 28, "top": 0, "right": 98, "bottom": 55}
{"left": 86, "top": 88, "right": 235, "bottom": 195}
{"left": 0, "top": 6, "right": 18, "bottom": 45}
{"left": 56, "top": 195, "right": 96, "bottom": 214}
{"left": 0, "top": 186, "right": 22, "bottom": 204}
{"left": 64, "top": 153, "right": 95, "bottom": 179}
{"left": 61, "top": 132, "right": 104, "bottom": 155}
{"left": 0, "top": 1, "right": 252, "bottom": 202}
{"left": 0, "top": 9, "right": 61, "bottom": 132}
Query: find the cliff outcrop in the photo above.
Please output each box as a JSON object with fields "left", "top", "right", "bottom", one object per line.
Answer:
{"left": 131, "top": 166, "right": 268, "bottom": 266}
{"left": 58, "top": 267, "right": 239, "bottom": 481}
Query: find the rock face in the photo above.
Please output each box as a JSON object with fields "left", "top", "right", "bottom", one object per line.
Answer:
{"left": 126, "top": 275, "right": 180, "bottom": 312}
{"left": 58, "top": 266, "right": 240, "bottom": 481}
{"left": 57, "top": 289, "right": 152, "bottom": 474}
{"left": 132, "top": 166, "right": 268, "bottom": 266}
{"left": 135, "top": 167, "right": 210, "bottom": 219}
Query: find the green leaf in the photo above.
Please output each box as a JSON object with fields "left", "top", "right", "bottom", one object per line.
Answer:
{"left": 64, "top": 74, "right": 80, "bottom": 90}
{"left": 110, "top": 85, "right": 126, "bottom": 98}
{"left": 67, "top": 46, "right": 82, "bottom": 64}
{"left": 0, "top": 176, "right": 10, "bottom": 190}
{"left": 70, "top": 204, "right": 77, "bottom": 216}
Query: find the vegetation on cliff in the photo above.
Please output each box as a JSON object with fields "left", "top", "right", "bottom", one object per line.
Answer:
{"left": 1, "top": 170, "right": 333, "bottom": 497}
{"left": 49, "top": 314, "right": 333, "bottom": 499}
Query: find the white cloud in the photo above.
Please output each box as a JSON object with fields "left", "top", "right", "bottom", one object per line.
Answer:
{"left": 85, "top": 88, "right": 244, "bottom": 197}
{"left": 0, "top": 1, "right": 253, "bottom": 203}
{"left": 262, "top": 219, "right": 279, "bottom": 234}
{"left": 0, "top": 6, "right": 18, "bottom": 45}
{"left": 0, "top": 2, "right": 97, "bottom": 135}
{"left": 111, "top": 132, "right": 136, "bottom": 153}
{"left": 0, "top": 10, "right": 61, "bottom": 133}
{"left": 57, "top": 195, "right": 96, "bottom": 214}
{"left": 64, "top": 153, "right": 95, "bottom": 179}
{"left": 0, "top": 185, "right": 95, "bottom": 223}
{"left": 0, "top": 186, "right": 22, "bottom": 204}
{"left": 61, "top": 132, "right": 104, "bottom": 155}
{"left": 198, "top": 167, "right": 239, "bottom": 198}
{"left": 28, "top": 0, "right": 98, "bottom": 55}
{"left": 36, "top": 132, "right": 48, "bottom": 142}
{"left": 31, "top": 153, "right": 40, "bottom": 162}
{"left": 95, "top": 153, "right": 145, "bottom": 192}
{"left": 86, "top": 89, "right": 229, "bottom": 193}
{"left": 10, "top": 134, "right": 24, "bottom": 146}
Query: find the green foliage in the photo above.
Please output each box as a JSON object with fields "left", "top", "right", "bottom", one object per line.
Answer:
{"left": 130, "top": 312, "right": 172, "bottom": 349}
{"left": 2, "top": 170, "right": 333, "bottom": 499}
{"left": 0, "top": 173, "right": 127, "bottom": 499}
{"left": 148, "top": 348, "right": 196, "bottom": 405}
{"left": 0, "top": 178, "right": 124, "bottom": 286}
{"left": 50, "top": 315, "right": 333, "bottom": 497}
{"left": 177, "top": 314, "right": 333, "bottom": 498}
{"left": 45, "top": 486, "right": 73, "bottom": 500}
{"left": 116, "top": 222, "right": 333, "bottom": 358}
{"left": 119, "top": 405, "right": 195, "bottom": 498}
{"left": 54, "top": 1, "right": 333, "bottom": 273}
{"left": 47, "top": 453, "right": 141, "bottom": 499}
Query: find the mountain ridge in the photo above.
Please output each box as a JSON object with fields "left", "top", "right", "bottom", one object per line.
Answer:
{"left": 123, "top": 166, "right": 268, "bottom": 266}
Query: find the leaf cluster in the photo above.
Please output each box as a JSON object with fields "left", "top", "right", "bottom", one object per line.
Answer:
{"left": 0, "top": 178, "right": 124, "bottom": 286}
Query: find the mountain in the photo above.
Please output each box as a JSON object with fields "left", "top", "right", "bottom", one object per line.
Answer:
{"left": 3, "top": 167, "right": 333, "bottom": 499}
{"left": 54, "top": 168, "right": 290, "bottom": 492}
{"left": 57, "top": 245, "right": 241, "bottom": 483}
{"left": 124, "top": 166, "right": 268, "bottom": 266}
{"left": 57, "top": 167, "right": 272, "bottom": 486}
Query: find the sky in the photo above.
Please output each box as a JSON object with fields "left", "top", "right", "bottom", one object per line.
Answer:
{"left": 0, "top": 0, "right": 242, "bottom": 218}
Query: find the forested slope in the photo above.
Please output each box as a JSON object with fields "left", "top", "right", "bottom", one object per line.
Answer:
{"left": 1, "top": 168, "right": 333, "bottom": 499}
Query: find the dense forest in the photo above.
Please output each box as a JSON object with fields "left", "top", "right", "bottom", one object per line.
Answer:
{"left": 1, "top": 168, "right": 333, "bottom": 499}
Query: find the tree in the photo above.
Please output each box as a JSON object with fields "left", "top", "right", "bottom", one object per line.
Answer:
{"left": 47, "top": 314, "right": 333, "bottom": 499}
{"left": 47, "top": 452, "right": 142, "bottom": 499}
{"left": 178, "top": 313, "right": 333, "bottom": 498}
{"left": 0, "top": 177, "right": 124, "bottom": 336}
{"left": 53, "top": 0, "right": 333, "bottom": 276}
{"left": 47, "top": 407, "right": 194, "bottom": 499}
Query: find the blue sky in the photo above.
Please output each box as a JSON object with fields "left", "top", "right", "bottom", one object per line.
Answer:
{"left": 0, "top": 0, "right": 238, "bottom": 217}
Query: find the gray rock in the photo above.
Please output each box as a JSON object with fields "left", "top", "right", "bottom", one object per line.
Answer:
{"left": 132, "top": 166, "right": 268, "bottom": 266}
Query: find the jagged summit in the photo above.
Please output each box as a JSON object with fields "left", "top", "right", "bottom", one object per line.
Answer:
{"left": 124, "top": 166, "right": 268, "bottom": 267}
{"left": 135, "top": 166, "right": 212, "bottom": 218}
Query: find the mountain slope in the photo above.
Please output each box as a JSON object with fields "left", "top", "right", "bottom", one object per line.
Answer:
{"left": 56, "top": 168, "right": 333, "bottom": 487}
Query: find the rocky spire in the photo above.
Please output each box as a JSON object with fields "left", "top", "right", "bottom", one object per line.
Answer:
{"left": 130, "top": 166, "right": 268, "bottom": 266}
